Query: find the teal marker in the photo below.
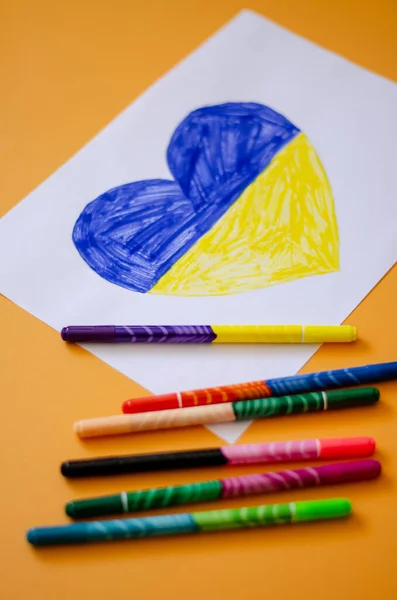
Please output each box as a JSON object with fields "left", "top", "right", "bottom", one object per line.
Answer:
{"left": 27, "top": 498, "right": 351, "bottom": 546}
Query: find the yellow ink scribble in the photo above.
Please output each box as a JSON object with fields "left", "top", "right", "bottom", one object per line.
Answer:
{"left": 151, "top": 133, "right": 339, "bottom": 296}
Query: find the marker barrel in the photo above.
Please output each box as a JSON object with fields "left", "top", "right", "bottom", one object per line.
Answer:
{"left": 61, "top": 448, "right": 228, "bottom": 478}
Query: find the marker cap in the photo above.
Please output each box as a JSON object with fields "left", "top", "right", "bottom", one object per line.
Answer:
{"left": 123, "top": 395, "right": 180, "bottom": 413}
{"left": 61, "top": 326, "right": 116, "bottom": 342}
{"left": 319, "top": 436, "right": 375, "bottom": 459}
{"left": 314, "top": 459, "right": 381, "bottom": 485}
{"left": 303, "top": 326, "right": 357, "bottom": 343}
{"left": 294, "top": 498, "right": 352, "bottom": 522}
{"left": 326, "top": 387, "right": 379, "bottom": 409}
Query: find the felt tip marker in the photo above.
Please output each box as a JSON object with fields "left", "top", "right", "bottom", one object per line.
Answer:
{"left": 61, "top": 325, "right": 357, "bottom": 344}
{"left": 61, "top": 436, "right": 376, "bottom": 478}
{"left": 74, "top": 388, "right": 380, "bottom": 439}
{"left": 65, "top": 460, "right": 380, "bottom": 519}
{"left": 27, "top": 498, "right": 352, "bottom": 546}
{"left": 121, "top": 360, "right": 397, "bottom": 414}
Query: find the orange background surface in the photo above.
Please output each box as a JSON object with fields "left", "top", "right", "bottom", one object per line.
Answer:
{"left": 1, "top": 1, "right": 397, "bottom": 598}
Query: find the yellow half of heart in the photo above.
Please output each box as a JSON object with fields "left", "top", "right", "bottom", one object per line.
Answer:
{"left": 151, "top": 133, "right": 340, "bottom": 296}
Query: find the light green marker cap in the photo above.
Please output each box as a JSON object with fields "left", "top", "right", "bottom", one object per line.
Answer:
{"left": 294, "top": 498, "right": 352, "bottom": 522}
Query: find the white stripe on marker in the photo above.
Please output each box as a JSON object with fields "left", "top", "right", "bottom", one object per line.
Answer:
{"left": 120, "top": 492, "right": 129, "bottom": 513}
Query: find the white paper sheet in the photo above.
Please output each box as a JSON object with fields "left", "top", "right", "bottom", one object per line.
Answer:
{"left": 1, "top": 10, "right": 396, "bottom": 443}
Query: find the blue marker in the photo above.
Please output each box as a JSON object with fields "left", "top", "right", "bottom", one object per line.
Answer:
{"left": 27, "top": 498, "right": 351, "bottom": 546}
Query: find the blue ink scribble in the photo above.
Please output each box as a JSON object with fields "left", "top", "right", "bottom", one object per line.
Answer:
{"left": 73, "top": 103, "right": 300, "bottom": 293}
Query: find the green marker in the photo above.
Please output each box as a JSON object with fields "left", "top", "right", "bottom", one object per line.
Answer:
{"left": 27, "top": 498, "right": 352, "bottom": 546}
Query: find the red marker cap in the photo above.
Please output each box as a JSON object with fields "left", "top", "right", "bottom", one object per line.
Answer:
{"left": 319, "top": 436, "right": 375, "bottom": 459}
{"left": 122, "top": 395, "right": 179, "bottom": 414}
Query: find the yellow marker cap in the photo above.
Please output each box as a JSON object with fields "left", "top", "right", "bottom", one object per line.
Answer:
{"left": 303, "top": 326, "right": 357, "bottom": 343}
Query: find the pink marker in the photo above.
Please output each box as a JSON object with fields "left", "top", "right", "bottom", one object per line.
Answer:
{"left": 65, "top": 459, "right": 381, "bottom": 518}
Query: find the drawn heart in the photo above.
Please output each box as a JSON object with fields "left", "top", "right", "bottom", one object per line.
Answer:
{"left": 73, "top": 102, "right": 339, "bottom": 296}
